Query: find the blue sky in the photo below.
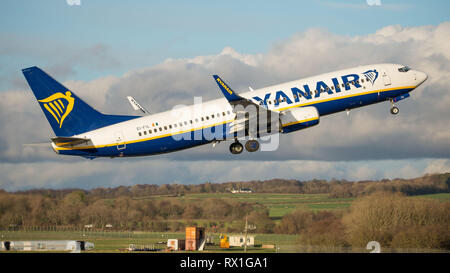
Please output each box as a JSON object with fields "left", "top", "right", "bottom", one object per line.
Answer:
{"left": 0, "top": 0, "right": 449, "bottom": 190}
{"left": 1, "top": 0, "right": 450, "bottom": 87}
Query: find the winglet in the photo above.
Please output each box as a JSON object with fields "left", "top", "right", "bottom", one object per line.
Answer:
{"left": 213, "top": 75, "right": 242, "bottom": 102}
{"left": 127, "top": 96, "right": 150, "bottom": 115}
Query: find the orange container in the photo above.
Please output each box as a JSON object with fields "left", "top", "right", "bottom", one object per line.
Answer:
{"left": 185, "top": 227, "right": 204, "bottom": 240}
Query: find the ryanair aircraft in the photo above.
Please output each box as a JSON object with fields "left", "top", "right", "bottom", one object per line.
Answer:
{"left": 22, "top": 64, "right": 427, "bottom": 158}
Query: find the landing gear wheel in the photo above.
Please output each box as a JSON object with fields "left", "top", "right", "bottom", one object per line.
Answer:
{"left": 245, "top": 140, "right": 260, "bottom": 152}
{"left": 390, "top": 106, "right": 399, "bottom": 115}
{"left": 229, "top": 142, "right": 244, "bottom": 154}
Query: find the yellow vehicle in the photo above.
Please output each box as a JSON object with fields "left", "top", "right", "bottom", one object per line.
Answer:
{"left": 220, "top": 234, "right": 229, "bottom": 248}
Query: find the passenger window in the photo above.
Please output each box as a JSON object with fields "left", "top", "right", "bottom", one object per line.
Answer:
{"left": 184, "top": 121, "right": 187, "bottom": 125}
{"left": 149, "top": 130, "right": 152, "bottom": 134}
{"left": 169, "top": 125, "right": 172, "bottom": 129}
{"left": 201, "top": 117, "right": 204, "bottom": 121}
{"left": 174, "top": 124, "right": 177, "bottom": 128}
{"left": 159, "top": 127, "right": 162, "bottom": 131}
{"left": 179, "top": 122, "right": 183, "bottom": 127}
{"left": 154, "top": 129, "right": 157, "bottom": 133}
{"left": 144, "top": 131, "right": 147, "bottom": 135}
{"left": 138, "top": 132, "right": 142, "bottom": 136}
{"left": 211, "top": 114, "right": 215, "bottom": 118}
{"left": 222, "top": 112, "right": 225, "bottom": 116}
{"left": 331, "top": 86, "right": 334, "bottom": 90}
{"left": 190, "top": 120, "right": 193, "bottom": 124}
{"left": 206, "top": 116, "right": 209, "bottom": 120}
{"left": 227, "top": 111, "right": 230, "bottom": 115}
{"left": 195, "top": 118, "right": 198, "bottom": 122}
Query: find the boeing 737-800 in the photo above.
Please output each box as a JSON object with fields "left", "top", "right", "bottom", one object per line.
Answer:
{"left": 22, "top": 63, "right": 427, "bottom": 158}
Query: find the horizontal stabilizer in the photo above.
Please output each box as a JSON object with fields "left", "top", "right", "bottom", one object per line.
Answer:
{"left": 51, "top": 136, "right": 91, "bottom": 147}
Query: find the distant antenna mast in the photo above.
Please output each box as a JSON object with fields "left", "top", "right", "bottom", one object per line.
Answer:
{"left": 244, "top": 215, "right": 248, "bottom": 252}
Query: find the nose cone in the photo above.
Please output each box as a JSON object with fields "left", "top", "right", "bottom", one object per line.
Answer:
{"left": 414, "top": 70, "right": 428, "bottom": 86}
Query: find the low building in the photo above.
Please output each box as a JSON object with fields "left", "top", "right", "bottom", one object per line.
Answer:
{"left": 0, "top": 240, "right": 94, "bottom": 253}
{"left": 228, "top": 235, "right": 254, "bottom": 247}
{"left": 167, "top": 239, "right": 185, "bottom": 251}
{"left": 231, "top": 188, "right": 253, "bottom": 193}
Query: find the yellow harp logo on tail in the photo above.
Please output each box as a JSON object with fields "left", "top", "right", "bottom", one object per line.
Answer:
{"left": 38, "top": 91, "right": 75, "bottom": 128}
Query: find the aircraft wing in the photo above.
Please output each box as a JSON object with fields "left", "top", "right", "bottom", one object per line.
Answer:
{"left": 212, "top": 75, "right": 280, "bottom": 136}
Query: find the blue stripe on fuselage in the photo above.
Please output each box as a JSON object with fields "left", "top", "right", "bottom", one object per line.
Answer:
{"left": 58, "top": 87, "right": 413, "bottom": 157}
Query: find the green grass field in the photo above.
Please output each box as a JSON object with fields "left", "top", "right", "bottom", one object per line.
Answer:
{"left": 0, "top": 230, "right": 299, "bottom": 253}
{"left": 414, "top": 192, "right": 450, "bottom": 200}
{"left": 176, "top": 193, "right": 355, "bottom": 220}
{"left": 1, "top": 192, "right": 447, "bottom": 253}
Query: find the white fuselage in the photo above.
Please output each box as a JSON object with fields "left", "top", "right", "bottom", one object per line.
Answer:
{"left": 53, "top": 63, "right": 427, "bottom": 157}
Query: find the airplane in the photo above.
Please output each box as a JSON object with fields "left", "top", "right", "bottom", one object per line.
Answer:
{"left": 22, "top": 63, "right": 427, "bottom": 158}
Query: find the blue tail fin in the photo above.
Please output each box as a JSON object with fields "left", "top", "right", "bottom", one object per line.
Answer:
{"left": 22, "top": 66, "right": 138, "bottom": 136}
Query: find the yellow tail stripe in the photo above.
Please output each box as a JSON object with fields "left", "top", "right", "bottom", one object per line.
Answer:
{"left": 54, "top": 100, "right": 63, "bottom": 114}
{"left": 49, "top": 102, "right": 61, "bottom": 118}
{"left": 57, "top": 99, "right": 65, "bottom": 109}
{"left": 43, "top": 103, "right": 59, "bottom": 123}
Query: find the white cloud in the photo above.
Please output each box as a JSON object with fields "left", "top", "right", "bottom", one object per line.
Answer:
{"left": 1, "top": 23, "right": 450, "bottom": 189}
{"left": 0, "top": 158, "right": 446, "bottom": 191}
{"left": 423, "top": 159, "right": 450, "bottom": 175}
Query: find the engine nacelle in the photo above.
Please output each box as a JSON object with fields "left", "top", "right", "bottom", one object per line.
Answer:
{"left": 280, "top": 106, "right": 319, "bottom": 133}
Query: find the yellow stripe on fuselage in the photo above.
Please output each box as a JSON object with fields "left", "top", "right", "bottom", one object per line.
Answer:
{"left": 55, "top": 85, "right": 415, "bottom": 151}
{"left": 54, "top": 118, "right": 236, "bottom": 151}
{"left": 278, "top": 85, "right": 414, "bottom": 112}
{"left": 282, "top": 117, "right": 319, "bottom": 128}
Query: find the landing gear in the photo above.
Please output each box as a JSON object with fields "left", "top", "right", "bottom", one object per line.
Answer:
{"left": 229, "top": 141, "right": 244, "bottom": 154}
{"left": 389, "top": 99, "right": 399, "bottom": 115}
{"left": 390, "top": 106, "right": 399, "bottom": 115}
{"left": 229, "top": 140, "right": 260, "bottom": 154}
{"left": 245, "top": 140, "right": 260, "bottom": 152}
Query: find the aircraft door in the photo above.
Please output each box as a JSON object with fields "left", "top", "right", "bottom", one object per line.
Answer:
{"left": 114, "top": 131, "right": 126, "bottom": 150}
{"left": 381, "top": 70, "right": 391, "bottom": 86}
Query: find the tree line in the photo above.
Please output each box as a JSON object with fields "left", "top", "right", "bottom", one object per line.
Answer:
{"left": 0, "top": 173, "right": 448, "bottom": 249}
{"left": 9, "top": 172, "right": 449, "bottom": 199}
{"left": 276, "top": 192, "right": 449, "bottom": 250}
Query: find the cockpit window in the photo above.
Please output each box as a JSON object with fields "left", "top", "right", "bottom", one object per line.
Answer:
{"left": 398, "top": 66, "right": 411, "bottom": 72}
